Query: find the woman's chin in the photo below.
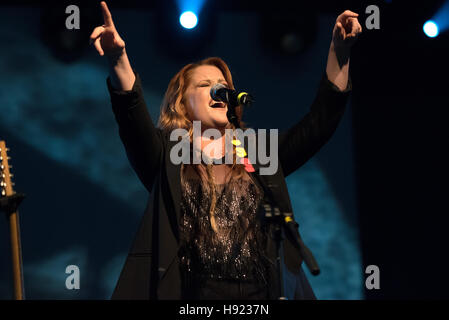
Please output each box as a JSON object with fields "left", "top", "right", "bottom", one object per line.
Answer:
{"left": 214, "top": 119, "right": 229, "bottom": 129}
{"left": 198, "top": 115, "right": 229, "bottom": 130}
{"left": 211, "top": 116, "right": 229, "bottom": 128}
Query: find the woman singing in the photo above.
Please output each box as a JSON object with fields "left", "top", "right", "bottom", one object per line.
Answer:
{"left": 89, "top": 1, "right": 362, "bottom": 300}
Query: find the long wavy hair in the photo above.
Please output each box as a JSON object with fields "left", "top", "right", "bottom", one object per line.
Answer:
{"left": 157, "top": 57, "right": 250, "bottom": 232}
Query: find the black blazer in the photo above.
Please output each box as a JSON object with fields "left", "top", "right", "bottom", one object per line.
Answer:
{"left": 106, "top": 70, "right": 351, "bottom": 300}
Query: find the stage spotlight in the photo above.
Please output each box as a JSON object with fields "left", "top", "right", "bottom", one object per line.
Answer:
{"left": 179, "top": 11, "right": 198, "bottom": 29}
{"left": 155, "top": 0, "right": 217, "bottom": 60}
{"left": 427, "top": 0, "right": 449, "bottom": 37}
{"left": 423, "top": 20, "right": 439, "bottom": 37}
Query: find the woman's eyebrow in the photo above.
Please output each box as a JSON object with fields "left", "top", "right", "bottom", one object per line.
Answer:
{"left": 198, "top": 79, "right": 228, "bottom": 83}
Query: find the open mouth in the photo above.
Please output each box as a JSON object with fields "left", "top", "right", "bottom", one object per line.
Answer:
{"left": 210, "top": 102, "right": 226, "bottom": 109}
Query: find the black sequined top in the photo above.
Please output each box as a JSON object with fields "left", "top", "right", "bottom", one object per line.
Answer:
{"left": 178, "top": 164, "right": 271, "bottom": 286}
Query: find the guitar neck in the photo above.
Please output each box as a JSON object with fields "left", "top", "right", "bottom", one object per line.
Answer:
{"left": 1, "top": 140, "right": 26, "bottom": 300}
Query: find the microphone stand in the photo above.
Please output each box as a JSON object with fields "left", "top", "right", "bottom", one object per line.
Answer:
{"left": 225, "top": 102, "right": 320, "bottom": 300}
{"left": 226, "top": 103, "right": 240, "bottom": 130}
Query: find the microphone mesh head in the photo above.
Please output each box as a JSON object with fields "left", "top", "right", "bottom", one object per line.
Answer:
{"left": 210, "top": 83, "right": 226, "bottom": 101}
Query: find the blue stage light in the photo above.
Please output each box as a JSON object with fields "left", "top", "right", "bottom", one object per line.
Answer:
{"left": 179, "top": 11, "right": 198, "bottom": 29}
{"left": 423, "top": 20, "right": 439, "bottom": 37}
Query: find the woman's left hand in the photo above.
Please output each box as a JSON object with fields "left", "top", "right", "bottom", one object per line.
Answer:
{"left": 332, "top": 10, "right": 362, "bottom": 48}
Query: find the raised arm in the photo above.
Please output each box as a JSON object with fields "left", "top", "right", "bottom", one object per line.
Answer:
{"left": 326, "top": 10, "right": 362, "bottom": 90}
{"left": 90, "top": 1, "right": 163, "bottom": 192}
{"left": 278, "top": 10, "right": 362, "bottom": 177}
{"left": 90, "top": 2, "right": 135, "bottom": 90}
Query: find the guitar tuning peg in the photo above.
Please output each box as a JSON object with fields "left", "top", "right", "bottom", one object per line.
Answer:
{"left": 10, "top": 174, "right": 14, "bottom": 178}
{"left": 1, "top": 190, "right": 5, "bottom": 196}
{"left": 5, "top": 148, "right": 9, "bottom": 152}
{"left": 9, "top": 165, "right": 12, "bottom": 169}
{"left": 11, "top": 182, "right": 15, "bottom": 186}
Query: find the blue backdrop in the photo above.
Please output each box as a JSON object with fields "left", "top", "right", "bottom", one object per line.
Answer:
{"left": 0, "top": 6, "right": 362, "bottom": 299}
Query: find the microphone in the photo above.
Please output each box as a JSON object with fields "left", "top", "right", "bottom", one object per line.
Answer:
{"left": 210, "top": 83, "right": 254, "bottom": 107}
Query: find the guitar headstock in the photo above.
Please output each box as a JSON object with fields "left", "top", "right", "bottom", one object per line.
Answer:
{"left": 0, "top": 140, "right": 14, "bottom": 197}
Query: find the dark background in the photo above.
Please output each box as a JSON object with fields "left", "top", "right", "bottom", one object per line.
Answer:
{"left": 0, "top": 0, "right": 447, "bottom": 299}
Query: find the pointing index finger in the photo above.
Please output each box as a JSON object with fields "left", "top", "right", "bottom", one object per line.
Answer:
{"left": 101, "top": 1, "right": 114, "bottom": 27}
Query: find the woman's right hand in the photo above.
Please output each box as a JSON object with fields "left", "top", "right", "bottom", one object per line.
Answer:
{"left": 89, "top": 1, "right": 125, "bottom": 58}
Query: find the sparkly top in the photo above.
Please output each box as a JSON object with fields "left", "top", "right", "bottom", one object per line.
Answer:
{"left": 178, "top": 164, "right": 271, "bottom": 284}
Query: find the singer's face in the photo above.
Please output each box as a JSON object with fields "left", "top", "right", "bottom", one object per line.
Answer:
{"left": 184, "top": 65, "right": 229, "bottom": 130}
